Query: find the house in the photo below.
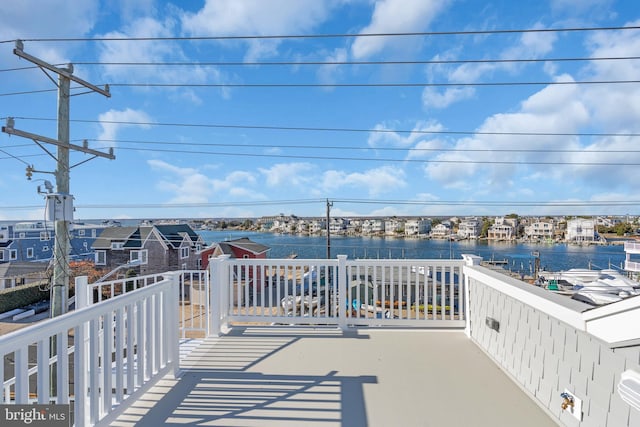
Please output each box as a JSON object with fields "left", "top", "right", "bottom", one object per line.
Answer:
{"left": 487, "top": 217, "right": 517, "bottom": 241}
{"left": 566, "top": 218, "right": 597, "bottom": 242}
{"left": 199, "top": 237, "right": 270, "bottom": 270}
{"left": 92, "top": 224, "right": 204, "bottom": 275}
{"left": 457, "top": 217, "right": 481, "bottom": 239}
{"left": 524, "top": 220, "right": 555, "bottom": 241}
{"left": 404, "top": 218, "right": 431, "bottom": 236}
{"left": 431, "top": 222, "right": 452, "bottom": 238}
{"left": 0, "top": 221, "right": 108, "bottom": 263}
{"left": 0, "top": 261, "right": 49, "bottom": 290}
{"left": 361, "top": 219, "right": 385, "bottom": 235}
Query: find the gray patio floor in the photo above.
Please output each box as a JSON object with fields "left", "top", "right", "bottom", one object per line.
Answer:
{"left": 112, "top": 326, "right": 557, "bottom": 427}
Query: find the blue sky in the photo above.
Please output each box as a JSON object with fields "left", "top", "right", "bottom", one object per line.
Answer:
{"left": 1, "top": 0, "right": 639, "bottom": 221}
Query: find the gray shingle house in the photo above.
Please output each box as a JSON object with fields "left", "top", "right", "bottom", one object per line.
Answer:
{"left": 92, "top": 224, "right": 204, "bottom": 276}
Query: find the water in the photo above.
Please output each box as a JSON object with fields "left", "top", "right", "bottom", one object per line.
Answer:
{"left": 198, "top": 230, "right": 627, "bottom": 274}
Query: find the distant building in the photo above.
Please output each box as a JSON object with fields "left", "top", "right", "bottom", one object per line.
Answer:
{"left": 488, "top": 217, "right": 516, "bottom": 241}
{"left": 566, "top": 218, "right": 596, "bottom": 242}
{"left": 524, "top": 220, "right": 555, "bottom": 241}
{"left": 0, "top": 261, "right": 49, "bottom": 290}
{"left": 404, "top": 219, "right": 431, "bottom": 236}
{"left": 431, "top": 222, "right": 452, "bottom": 239}
{"left": 361, "top": 219, "right": 385, "bottom": 235}
{"left": 199, "top": 237, "right": 270, "bottom": 270}
{"left": 92, "top": 224, "right": 204, "bottom": 275}
{"left": 0, "top": 221, "right": 107, "bottom": 264}
{"left": 457, "top": 217, "right": 481, "bottom": 239}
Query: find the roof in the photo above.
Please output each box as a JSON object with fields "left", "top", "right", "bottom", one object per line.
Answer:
{"left": 155, "top": 224, "right": 202, "bottom": 249}
{"left": 0, "top": 261, "right": 49, "bottom": 279}
{"left": 219, "top": 237, "right": 270, "bottom": 255}
{"left": 92, "top": 227, "right": 138, "bottom": 249}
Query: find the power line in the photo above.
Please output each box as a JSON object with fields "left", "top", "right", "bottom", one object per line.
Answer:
{"left": 2, "top": 25, "right": 638, "bottom": 43}
{"left": 94, "top": 138, "right": 640, "bottom": 153}
{"left": 2, "top": 55, "right": 638, "bottom": 74}
{"left": 114, "top": 145, "right": 640, "bottom": 166}
{"left": 107, "top": 80, "right": 640, "bottom": 89}
{"left": 60, "top": 55, "right": 640, "bottom": 67}
{"left": 14, "top": 116, "right": 640, "bottom": 137}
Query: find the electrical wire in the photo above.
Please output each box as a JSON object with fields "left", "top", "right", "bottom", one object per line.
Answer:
{"left": 14, "top": 116, "right": 640, "bottom": 137}
{"left": 107, "top": 80, "right": 640, "bottom": 89}
{"left": 93, "top": 138, "right": 640, "bottom": 153}
{"left": 111, "top": 145, "right": 640, "bottom": 166}
{"left": 1, "top": 24, "right": 638, "bottom": 43}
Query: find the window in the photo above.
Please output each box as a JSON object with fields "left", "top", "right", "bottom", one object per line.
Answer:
{"left": 95, "top": 250, "right": 106, "bottom": 265}
{"left": 19, "top": 232, "right": 25, "bottom": 239}
{"left": 27, "top": 248, "right": 34, "bottom": 259}
{"left": 182, "top": 263, "right": 187, "bottom": 270}
{"left": 130, "top": 249, "right": 148, "bottom": 265}
{"left": 92, "top": 229, "right": 97, "bottom": 238}
{"left": 180, "top": 247, "right": 190, "bottom": 259}
{"left": 78, "top": 229, "right": 85, "bottom": 236}
{"left": 0, "top": 251, "right": 4, "bottom": 261}
{"left": 9, "top": 249, "right": 17, "bottom": 260}
{"left": 40, "top": 231, "right": 51, "bottom": 241}
{"left": 111, "top": 242, "right": 124, "bottom": 250}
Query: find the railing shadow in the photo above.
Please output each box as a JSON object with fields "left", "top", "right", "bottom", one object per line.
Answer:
{"left": 115, "top": 326, "right": 376, "bottom": 426}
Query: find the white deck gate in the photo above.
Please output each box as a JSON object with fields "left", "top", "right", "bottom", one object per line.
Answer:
{"left": 210, "top": 255, "right": 466, "bottom": 332}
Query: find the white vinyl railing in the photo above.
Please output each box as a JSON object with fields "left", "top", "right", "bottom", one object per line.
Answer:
{"left": 209, "top": 255, "right": 466, "bottom": 332}
{"left": 82, "top": 270, "right": 210, "bottom": 338}
{"left": 0, "top": 273, "right": 180, "bottom": 427}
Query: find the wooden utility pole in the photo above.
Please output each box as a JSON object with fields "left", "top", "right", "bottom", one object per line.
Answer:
{"left": 2, "top": 40, "right": 113, "bottom": 317}
{"left": 326, "top": 199, "right": 333, "bottom": 259}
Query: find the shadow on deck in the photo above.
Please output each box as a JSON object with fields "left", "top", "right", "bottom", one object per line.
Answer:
{"left": 112, "top": 327, "right": 556, "bottom": 427}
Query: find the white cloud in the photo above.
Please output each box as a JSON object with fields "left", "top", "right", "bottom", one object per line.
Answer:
{"left": 97, "top": 108, "right": 153, "bottom": 145}
{"left": 351, "top": 0, "right": 451, "bottom": 59}
{"left": 422, "top": 87, "right": 475, "bottom": 109}
{"left": 258, "top": 163, "right": 315, "bottom": 187}
{"left": 422, "top": 23, "right": 557, "bottom": 110}
{"left": 181, "top": 0, "right": 338, "bottom": 61}
{"left": 0, "top": 0, "right": 98, "bottom": 65}
{"left": 148, "top": 160, "right": 262, "bottom": 204}
{"left": 368, "top": 120, "right": 444, "bottom": 148}
{"left": 320, "top": 166, "right": 406, "bottom": 196}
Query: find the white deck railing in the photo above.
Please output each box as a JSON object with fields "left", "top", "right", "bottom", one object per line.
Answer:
{"left": 210, "top": 255, "right": 466, "bottom": 332}
{"left": 81, "top": 270, "right": 210, "bottom": 338}
{"left": 0, "top": 272, "right": 180, "bottom": 426}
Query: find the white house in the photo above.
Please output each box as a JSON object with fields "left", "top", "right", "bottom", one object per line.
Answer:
{"left": 405, "top": 219, "right": 431, "bottom": 236}
{"left": 566, "top": 218, "right": 596, "bottom": 242}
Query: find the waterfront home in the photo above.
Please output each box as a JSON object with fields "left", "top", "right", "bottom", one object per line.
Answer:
{"left": 487, "top": 217, "right": 517, "bottom": 241}
{"left": 431, "top": 221, "right": 452, "bottom": 238}
{"left": 524, "top": 219, "right": 556, "bottom": 241}
{"left": 567, "top": 218, "right": 597, "bottom": 243}
{"left": 308, "top": 218, "right": 326, "bottom": 234}
{"left": 404, "top": 218, "right": 431, "bottom": 236}
{"left": 361, "top": 218, "right": 385, "bottom": 235}
{"left": 92, "top": 224, "right": 203, "bottom": 275}
{"left": 457, "top": 217, "right": 481, "bottom": 239}
{"left": 384, "top": 218, "right": 404, "bottom": 236}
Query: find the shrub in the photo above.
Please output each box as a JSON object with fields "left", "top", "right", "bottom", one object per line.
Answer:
{"left": 0, "top": 280, "right": 50, "bottom": 313}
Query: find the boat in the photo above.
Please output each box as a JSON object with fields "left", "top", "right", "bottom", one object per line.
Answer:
{"left": 540, "top": 268, "right": 640, "bottom": 306}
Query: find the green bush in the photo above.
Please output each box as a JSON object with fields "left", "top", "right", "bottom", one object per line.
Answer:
{"left": 0, "top": 280, "right": 50, "bottom": 314}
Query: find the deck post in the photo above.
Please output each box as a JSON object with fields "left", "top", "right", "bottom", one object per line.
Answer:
{"left": 461, "top": 255, "right": 482, "bottom": 337}
{"left": 337, "top": 255, "right": 348, "bottom": 330}
{"left": 210, "top": 255, "right": 231, "bottom": 336}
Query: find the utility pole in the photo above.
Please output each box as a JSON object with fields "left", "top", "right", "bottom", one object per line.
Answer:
{"left": 326, "top": 199, "right": 333, "bottom": 259}
{"left": 2, "top": 41, "right": 114, "bottom": 317}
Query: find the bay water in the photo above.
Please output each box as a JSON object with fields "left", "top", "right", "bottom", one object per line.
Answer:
{"left": 198, "top": 230, "right": 628, "bottom": 275}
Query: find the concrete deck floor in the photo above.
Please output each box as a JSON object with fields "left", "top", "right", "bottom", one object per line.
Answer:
{"left": 113, "top": 326, "right": 557, "bottom": 427}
